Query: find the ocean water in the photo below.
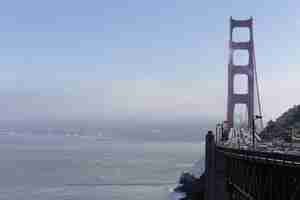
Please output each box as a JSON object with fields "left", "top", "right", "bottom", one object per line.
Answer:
{"left": 0, "top": 134, "right": 204, "bottom": 200}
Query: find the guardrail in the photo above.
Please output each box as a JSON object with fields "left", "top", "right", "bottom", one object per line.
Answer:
{"left": 217, "top": 146, "right": 300, "bottom": 166}
{"left": 216, "top": 145, "right": 300, "bottom": 200}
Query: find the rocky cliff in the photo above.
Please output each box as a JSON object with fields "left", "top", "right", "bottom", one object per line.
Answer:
{"left": 261, "top": 104, "right": 300, "bottom": 140}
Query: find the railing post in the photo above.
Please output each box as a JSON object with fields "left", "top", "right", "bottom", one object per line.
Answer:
{"left": 205, "top": 131, "right": 216, "bottom": 200}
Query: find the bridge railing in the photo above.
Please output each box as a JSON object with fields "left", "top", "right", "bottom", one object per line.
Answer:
{"left": 216, "top": 143, "right": 300, "bottom": 200}
{"left": 216, "top": 145, "right": 300, "bottom": 166}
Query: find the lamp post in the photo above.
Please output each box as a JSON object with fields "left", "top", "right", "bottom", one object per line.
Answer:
{"left": 215, "top": 124, "right": 219, "bottom": 143}
{"left": 222, "top": 121, "right": 228, "bottom": 141}
{"left": 221, "top": 122, "right": 224, "bottom": 141}
{"left": 216, "top": 123, "right": 222, "bottom": 144}
{"left": 252, "top": 115, "right": 262, "bottom": 149}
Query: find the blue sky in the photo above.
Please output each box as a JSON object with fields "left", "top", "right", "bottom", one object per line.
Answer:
{"left": 0, "top": 0, "right": 299, "bottom": 123}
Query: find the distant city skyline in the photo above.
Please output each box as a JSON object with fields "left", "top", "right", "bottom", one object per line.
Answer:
{"left": 0, "top": 1, "right": 299, "bottom": 124}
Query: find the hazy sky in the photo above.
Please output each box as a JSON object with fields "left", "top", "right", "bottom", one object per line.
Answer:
{"left": 0, "top": 0, "right": 299, "bottom": 123}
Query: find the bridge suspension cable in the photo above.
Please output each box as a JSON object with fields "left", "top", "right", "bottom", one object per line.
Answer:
{"left": 252, "top": 43, "right": 264, "bottom": 131}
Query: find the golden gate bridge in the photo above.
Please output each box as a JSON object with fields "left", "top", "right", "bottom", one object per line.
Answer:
{"left": 172, "top": 17, "right": 300, "bottom": 200}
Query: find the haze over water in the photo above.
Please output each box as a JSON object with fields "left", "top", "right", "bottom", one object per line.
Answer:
{"left": 0, "top": 0, "right": 299, "bottom": 124}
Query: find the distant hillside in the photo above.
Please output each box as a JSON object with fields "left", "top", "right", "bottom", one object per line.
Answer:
{"left": 261, "top": 105, "right": 300, "bottom": 140}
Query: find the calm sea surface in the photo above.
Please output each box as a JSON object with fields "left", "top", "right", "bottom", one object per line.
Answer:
{"left": 0, "top": 134, "right": 204, "bottom": 200}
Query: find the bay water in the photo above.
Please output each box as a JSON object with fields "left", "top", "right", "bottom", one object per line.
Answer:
{"left": 0, "top": 133, "right": 204, "bottom": 200}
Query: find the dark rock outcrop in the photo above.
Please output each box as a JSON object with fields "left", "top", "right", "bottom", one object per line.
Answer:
{"left": 173, "top": 172, "right": 205, "bottom": 200}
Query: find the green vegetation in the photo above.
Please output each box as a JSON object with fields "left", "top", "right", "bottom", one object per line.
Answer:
{"left": 261, "top": 105, "right": 300, "bottom": 140}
